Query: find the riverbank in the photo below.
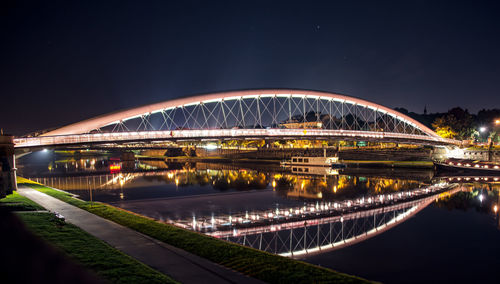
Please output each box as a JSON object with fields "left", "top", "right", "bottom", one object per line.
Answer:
{"left": 343, "top": 160, "right": 434, "bottom": 169}
{"left": 0, "top": 191, "right": 175, "bottom": 284}
{"left": 143, "top": 155, "right": 435, "bottom": 169}
{"left": 16, "top": 177, "right": 371, "bottom": 283}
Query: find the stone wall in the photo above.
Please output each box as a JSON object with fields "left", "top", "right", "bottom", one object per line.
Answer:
{"left": 0, "top": 135, "right": 17, "bottom": 198}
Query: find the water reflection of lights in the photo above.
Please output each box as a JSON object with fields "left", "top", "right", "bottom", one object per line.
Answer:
{"left": 446, "top": 176, "right": 500, "bottom": 183}
{"left": 175, "top": 183, "right": 451, "bottom": 234}
{"left": 31, "top": 163, "right": 433, "bottom": 200}
{"left": 225, "top": 185, "right": 462, "bottom": 258}
{"left": 281, "top": 204, "right": 421, "bottom": 258}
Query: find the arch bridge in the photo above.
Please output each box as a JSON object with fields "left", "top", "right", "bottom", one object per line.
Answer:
{"left": 14, "top": 89, "right": 458, "bottom": 148}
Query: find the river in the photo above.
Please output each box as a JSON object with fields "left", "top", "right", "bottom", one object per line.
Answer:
{"left": 17, "top": 153, "right": 500, "bottom": 283}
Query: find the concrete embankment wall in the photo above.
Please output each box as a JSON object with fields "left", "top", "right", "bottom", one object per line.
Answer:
{"left": 451, "top": 149, "right": 500, "bottom": 162}
{"left": 195, "top": 147, "right": 433, "bottom": 161}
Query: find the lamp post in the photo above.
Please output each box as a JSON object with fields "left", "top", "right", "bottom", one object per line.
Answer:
{"left": 477, "top": 126, "right": 487, "bottom": 144}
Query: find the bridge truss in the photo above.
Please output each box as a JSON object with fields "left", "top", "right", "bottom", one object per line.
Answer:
{"left": 15, "top": 90, "right": 457, "bottom": 147}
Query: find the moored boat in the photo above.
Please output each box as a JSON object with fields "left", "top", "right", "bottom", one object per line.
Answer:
{"left": 435, "top": 158, "right": 500, "bottom": 175}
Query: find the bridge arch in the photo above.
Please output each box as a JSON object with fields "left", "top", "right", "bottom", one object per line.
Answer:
{"left": 42, "top": 89, "right": 440, "bottom": 139}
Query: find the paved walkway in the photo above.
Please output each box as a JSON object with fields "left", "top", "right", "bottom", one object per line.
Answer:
{"left": 18, "top": 185, "right": 263, "bottom": 284}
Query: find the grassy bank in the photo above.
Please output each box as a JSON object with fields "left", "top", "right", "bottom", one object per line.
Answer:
{"left": 0, "top": 191, "right": 45, "bottom": 211}
{"left": 2, "top": 188, "right": 176, "bottom": 284}
{"left": 17, "top": 177, "right": 370, "bottom": 284}
{"left": 18, "top": 212, "right": 175, "bottom": 284}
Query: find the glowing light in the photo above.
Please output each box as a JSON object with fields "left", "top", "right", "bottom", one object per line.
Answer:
{"left": 109, "top": 164, "right": 121, "bottom": 172}
{"left": 494, "top": 205, "right": 498, "bottom": 213}
{"left": 479, "top": 126, "right": 487, "bottom": 133}
{"left": 205, "top": 144, "right": 218, "bottom": 150}
{"left": 479, "top": 194, "right": 484, "bottom": 202}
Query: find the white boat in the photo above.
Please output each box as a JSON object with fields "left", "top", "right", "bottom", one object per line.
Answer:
{"left": 280, "top": 148, "right": 345, "bottom": 171}
{"left": 281, "top": 156, "right": 339, "bottom": 167}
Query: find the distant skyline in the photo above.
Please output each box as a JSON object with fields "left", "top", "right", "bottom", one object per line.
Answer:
{"left": 2, "top": 0, "right": 500, "bottom": 135}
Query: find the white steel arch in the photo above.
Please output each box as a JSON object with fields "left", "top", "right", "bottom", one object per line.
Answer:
{"left": 41, "top": 89, "right": 440, "bottom": 138}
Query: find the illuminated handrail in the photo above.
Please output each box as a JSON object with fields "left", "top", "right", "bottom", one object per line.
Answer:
{"left": 14, "top": 128, "right": 458, "bottom": 148}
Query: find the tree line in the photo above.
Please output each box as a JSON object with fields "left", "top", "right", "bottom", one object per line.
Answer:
{"left": 395, "top": 107, "right": 500, "bottom": 142}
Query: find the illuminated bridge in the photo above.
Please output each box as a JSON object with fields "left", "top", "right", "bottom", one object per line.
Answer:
{"left": 14, "top": 89, "right": 458, "bottom": 148}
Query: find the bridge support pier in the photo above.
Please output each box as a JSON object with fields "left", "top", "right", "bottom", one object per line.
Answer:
{"left": 0, "top": 134, "right": 17, "bottom": 198}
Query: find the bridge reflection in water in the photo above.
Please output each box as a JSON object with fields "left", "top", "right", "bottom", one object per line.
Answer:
{"left": 25, "top": 160, "right": 473, "bottom": 258}
{"left": 210, "top": 186, "right": 460, "bottom": 258}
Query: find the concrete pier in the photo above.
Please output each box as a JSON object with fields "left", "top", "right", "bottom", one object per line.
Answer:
{"left": 0, "top": 134, "right": 17, "bottom": 198}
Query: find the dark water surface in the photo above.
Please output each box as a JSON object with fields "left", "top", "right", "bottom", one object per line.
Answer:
{"left": 18, "top": 154, "right": 500, "bottom": 283}
{"left": 305, "top": 205, "right": 500, "bottom": 283}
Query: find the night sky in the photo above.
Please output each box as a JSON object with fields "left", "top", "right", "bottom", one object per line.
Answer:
{"left": 2, "top": 0, "right": 500, "bottom": 135}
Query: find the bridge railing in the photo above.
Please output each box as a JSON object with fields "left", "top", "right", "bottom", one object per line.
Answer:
{"left": 13, "top": 128, "right": 459, "bottom": 148}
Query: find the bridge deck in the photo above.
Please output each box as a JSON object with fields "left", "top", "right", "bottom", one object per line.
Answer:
{"left": 14, "top": 128, "right": 458, "bottom": 148}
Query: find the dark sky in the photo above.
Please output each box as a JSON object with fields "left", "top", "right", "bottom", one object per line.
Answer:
{"left": 2, "top": 0, "right": 500, "bottom": 135}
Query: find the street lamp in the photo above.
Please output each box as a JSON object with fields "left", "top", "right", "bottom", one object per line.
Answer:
{"left": 479, "top": 126, "right": 487, "bottom": 133}
{"left": 495, "top": 119, "right": 500, "bottom": 125}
